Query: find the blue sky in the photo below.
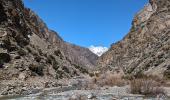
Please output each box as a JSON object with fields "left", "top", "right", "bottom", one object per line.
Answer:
{"left": 24, "top": 0, "right": 148, "bottom": 48}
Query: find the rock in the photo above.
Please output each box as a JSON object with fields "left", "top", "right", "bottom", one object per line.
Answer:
{"left": 69, "top": 94, "right": 87, "bottom": 100}
{"left": 87, "top": 93, "right": 96, "bottom": 99}
{"left": 0, "top": 53, "right": 10, "bottom": 68}
{"left": 0, "top": 53, "right": 11, "bottom": 63}
{"left": 18, "top": 72, "right": 26, "bottom": 80}
{"left": 4, "top": 65, "right": 8, "bottom": 69}
{"left": 0, "top": 30, "right": 7, "bottom": 37}
{"left": 69, "top": 94, "right": 77, "bottom": 100}
{"left": 112, "top": 97, "right": 118, "bottom": 100}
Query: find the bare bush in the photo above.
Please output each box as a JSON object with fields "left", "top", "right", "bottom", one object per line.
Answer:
{"left": 88, "top": 71, "right": 125, "bottom": 87}
{"left": 83, "top": 77, "right": 98, "bottom": 90}
{"left": 130, "top": 78, "right": 166, "bottom": 96}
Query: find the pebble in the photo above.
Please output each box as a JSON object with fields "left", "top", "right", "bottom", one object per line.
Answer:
{"left": 87, "top": 93, "right": 96, "bottom": 99}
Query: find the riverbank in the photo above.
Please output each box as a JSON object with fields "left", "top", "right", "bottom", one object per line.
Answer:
{"left": 0, "top": 86, "right": 170, "bottom": 100}
{"left": 1, "top": 75, "right": 170, "bottom": 100}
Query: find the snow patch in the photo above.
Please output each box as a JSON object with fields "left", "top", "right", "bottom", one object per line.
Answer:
{"left": 89, "top": 45, "right": 108, "bottom": 56}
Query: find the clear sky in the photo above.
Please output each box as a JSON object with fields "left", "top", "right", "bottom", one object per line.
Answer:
{"left": 24, "top": 0, "right": 148, "bottom": 48}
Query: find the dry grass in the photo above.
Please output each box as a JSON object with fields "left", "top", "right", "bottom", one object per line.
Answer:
{"left": 130, "top": 78, "right": 166, "bottom": 96}
{"left": 86, "top": 71, "right": 167, "bottom": 97}
{"left": 82, "top": 71, "right": 126, "bottom": 90}
{"left": 88, "top": 71, "right": 125, "bottom": 88}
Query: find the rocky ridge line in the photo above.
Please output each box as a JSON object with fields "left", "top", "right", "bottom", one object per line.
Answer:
{"left": 98, "top": 0, "right": 170, "bottom": 78}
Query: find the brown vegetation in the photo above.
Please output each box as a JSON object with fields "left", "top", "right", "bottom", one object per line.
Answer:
{"left": 86, "top": 71, "right": 166, "bottom": 97}
{"left": 130, "top": 78, "right": 165, "bottom": 96}
{"left": 87, "top": 71, "right": 125, "bottom": 88}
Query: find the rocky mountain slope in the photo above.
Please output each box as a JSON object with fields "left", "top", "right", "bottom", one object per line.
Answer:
{"left": 0, "top": 0, "right": 98, "bottom": 95}
{"left": 98, "top": 0, "right": 170, "bottom": 78}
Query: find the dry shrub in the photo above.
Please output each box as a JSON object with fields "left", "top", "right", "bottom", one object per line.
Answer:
{"left": 130, "top": 78, "right": 166, "bottom": 96}
{"left": 85, "top": 83, "right": 98, "bottom": 90}
{"left": 147, "top": 75, "right": 165, "bottom": 83}
{"left": 91, "top": 71, "right": 125, "bottom": 87}
{"left": 82, "top": 71, "right": 126, "bottom": 90}
{"left": 84, "top": 78, "right": 98, "bottom": 90}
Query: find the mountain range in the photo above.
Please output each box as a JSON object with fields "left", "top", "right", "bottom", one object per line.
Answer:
{"left": 0, "top": 0, "right": 98, "bottom": 95}
{"left": 0, "top": 0, "right": 170, "bottom": 96}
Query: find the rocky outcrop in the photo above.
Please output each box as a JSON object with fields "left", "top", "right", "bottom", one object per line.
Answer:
{"left": 0, "top": 0, "right": 97, "bottom": 95}
{"left": 98, "top": 0, "right": 170, "bottom": 78}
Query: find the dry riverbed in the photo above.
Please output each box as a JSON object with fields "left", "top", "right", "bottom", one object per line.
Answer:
{"left": 0, "top": 86, "right": 169, "bottom": 100}
{"left": 0, "top": 75, "right": 170, "bottom": 100}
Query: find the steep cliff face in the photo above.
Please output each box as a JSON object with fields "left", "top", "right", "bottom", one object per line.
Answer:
{"left": 25, "top": 9, "right": 99, "bottom": 68}
{"left": 98, "top": 0, "right": 170, "bottom": 78}
{"left": 0, "top": 0, "right": 97, "bottom": 95}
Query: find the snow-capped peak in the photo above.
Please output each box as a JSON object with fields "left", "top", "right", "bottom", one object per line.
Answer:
{"left": 89, "top": 45, "right": 108, "bottom": 56}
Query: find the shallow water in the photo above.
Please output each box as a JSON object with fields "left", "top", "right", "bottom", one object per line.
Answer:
{"left": 0, "top": 94, "right": 168, "bottom": 100}
{"left": 0, "top": 86, "right": 168, "bottom": 100}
